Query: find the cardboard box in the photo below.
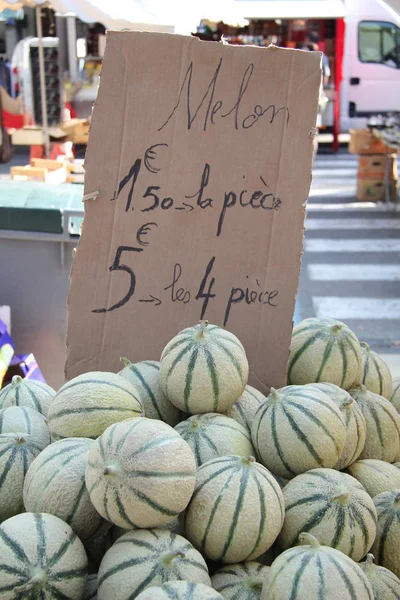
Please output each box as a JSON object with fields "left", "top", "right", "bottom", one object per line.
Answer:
{"left": 358, "top": 154, "right": 398, "bottom": 179}
{"left": 349, "top": 129, "right": 394, "bottom": 155}
{"left": 66, "top": 32, "right": 321, "bottom": 393}
{"left": 357, "top": 177, "right": 398, "bottom": 202}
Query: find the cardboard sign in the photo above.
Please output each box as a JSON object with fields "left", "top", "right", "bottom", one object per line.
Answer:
{"left": 66, "top": 32, "right": 320, "bottom": 392}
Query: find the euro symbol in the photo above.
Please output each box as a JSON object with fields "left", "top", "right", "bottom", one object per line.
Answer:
{"left": 144, "top": 143, "right": 169, "bottom": 174}
{"left": 136, "top": 222, "right": 158, "bottom": 247}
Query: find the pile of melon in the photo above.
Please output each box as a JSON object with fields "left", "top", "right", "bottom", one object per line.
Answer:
{"left": 1, "top": 317, "right": 400, "bottom": 599}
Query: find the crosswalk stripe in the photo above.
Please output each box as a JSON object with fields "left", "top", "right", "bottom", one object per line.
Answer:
{"left": 308, "top": 264, "right": 400, "bottom": 281}
{"left": 313, "top": 297, "right": 400, "bottom": 319}
{"left": 306, "top": 219, "right": 400, "bottom": 230}
{"left": 305, "top": 239, "right": 400, "bottom": 252}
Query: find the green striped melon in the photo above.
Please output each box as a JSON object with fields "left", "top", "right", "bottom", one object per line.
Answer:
{"left": 0, "top": 405, "right": 50, "bottom": 447}
{"left": 360, "top": 343, "right": 393, "bottom": 400}
{"left": 136, "top": 582, "right": 223, "bottom": 600}
{"left": 183, "top": 455, "right": 284, "bottom": 563}
{"left": 359, "top": 553, "right": 400, "bottom": 600}
{"left": 160, "top": 321, "right": 248, "bottom": 414}
{"left": 251, "top": 385, "right": 346, "bottom": 479}
{"left": 97, "top": 529, "right": 211, "bottom": 600}
{"left": 48, "top": 372, "right": 144, "bottom": 439}
{"left": 0, "top": 432, "right": 46, "bottom": 522}
{"left": 175, "top": 413, "right": 254, "bottom": 467}
{"left": 390, "top": 377, "right": 400, "bottom": 412}
{"left": 118, "top": 359, "right": 181, "bottom": 426}
{"left": 278, "top": 468, "right": 377, "bottom": 561}
{"left": 349, "top": 386, "right": 400, "bottom": 462}
{"left": 346, "top": 459, "right": 400, "bottom": 498}
{"left": 309, "top": 382, "right": 366, "bottom": 469}
{"left": 0, "top": 512, "right": 88, "bottom": 598}
{"left": 261, "top": 533, "right": 374, "bottom": 600}
{"left": 287, "top": 317, "right": 363, "bottom": 389}
{"left": 226, "top": 385, "right": 266, "bottom": 436}
{"left": 211, "top": 562, "right": 271, "bottom": 599}
{"left": 23, "top": 437, "right": 102, "bottom": 540}
{"left": 85, "top": 417, "right": 195, "bottom": 529}
{"left": 85, "top": 574, "right": 98, "bottom": 600}
{"left": 371, "top": 490, "right": 400, "bottom": 578}
{"left": 0, "top": 375, "right": 55, "bottom": 417}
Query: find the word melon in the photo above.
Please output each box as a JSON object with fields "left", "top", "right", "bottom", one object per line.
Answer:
{"left": 0, "top": 432, "right": 46, "bottom": 522}
{"left": 287, "top": 317, "right": 362, "bottom": 389}
{"left": 278, "top": 468, "right": 377, "bottom": 561}
{"left": 0, "top": 512, "right": 88, "bottom": 599}
{"left": 86, "top": 417, "right": 196, "bottom": 529}
{"left": 349, "top": 386, "right": 400, "bottom": 463}
{"left": 360, "top": 342, "right": 392, "bottom": 400}
{"left": 160, "top": 321, "right": 248, "bottom": 414}
{"left": 251, "top": 385, "right": 346, "bottom": 479}
{"left": 0, "top": 375, "right": 55, "bottom": 417}
{"left": 183, "top": 455, "right": 284, "bottom": 564}
{"left": 359, "top": 554, "right": 400, "bottom": 600}
{"left": 346, "top": 459, "right": 400, "bottom": 498}
{"left": 261, "top": 533, "right": 374, "bottom": 600}
{"left": 371, "top": 490, "right": 400, "bottom": 578}
{"left": 391, "top": 377, "right": 400, "bottom": 412}
{"left": 310, "top": 382, "right": 366, "bottom": 469}
{"left": 118, "top": 359, "right": 181, "bottom": 426}
{"left": 0, "top": 405, "right": 50, "bottom": 448}
{"left": 226, "top": 385, "right": 266, "bottom": 436}
{"left": 23, "top": 437, "right": 102, "bottom": 540}
{"left": 97, "top": 529, "right": 210, "bottom": 600}
{"left": 211, "top": 561, "right": 271, "bottom": 599}
{"left": 136, "top": 582, "right": 223, "bottom": 600}
{"left": 48, "top": 371, "right": 144, "bottom": 439}
{"left": 175, "top": 413, "right": 254, "bottom": 467}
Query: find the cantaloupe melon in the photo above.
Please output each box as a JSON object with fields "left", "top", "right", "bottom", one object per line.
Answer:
{"left": 0, "top": 375, "right": 55, "bottom": 417}
{"left": 160, "top": 321, "right": 248, "bottom": 414}
{"left": 360, "top": 343, "right": 392, "bottom": 400}
{"left": 135, "top": 582, "right": 223, "bottom": 600}
{"left": 226, "top": 385, "right": 266, "bottom": 436}
{"left": 251, "top": 385, "right": 346, "bottom": 479}
{"left": 0, "top": 432, "right": 46, "bottom": 522}
{"left": 371, "top": 490, "right": 400, "bottom": 578}
{"left": 359, "top": 554, "right": 400, "bottom": 600}
{"left": 0, "top": 405, "right": 50, "bottom": 447}
{"left": 97, "top": 529, "right": 211, "bottom": 600}
{"left": 23, "top": 437, "right": 102, "bottom": 540}
{"left": 309, "top": 382, "right": 366, "bottom": 469}
{"left": 346, "top": 459, "right": 400, "bottom": 498}
{"left": 261, "top": 533, "right": 374, "bottom": 600}
{"left": 85, "top": 417, "right": 196, "bottom": 529}
{"left": 118, "top": 359, "right": 181, "bottom": 426}
{"left": 211, "top": 562, "right": 270, "bottom": 599}
{"left": 0, "top": 512, "right": 88, "bottom": 599}
{"left": 390, "top": 377, "right": 400, "bottom": 412}
{"left": 48, "top": 372, "right": 144, "bottom": 439}
{"left": 287, "top": 317, "right": 362, "bottom": 389}
{"left": 183, "top": 455, "right": 284, "bottom": 564}
{"left": 349, "top": 386, "right": 400, "bottom": 462}
{"left": 278, "top": 468, "right": 377, "bottom": 561}
{"left": 175, "top": 413, "right": 254, "bottom": 467}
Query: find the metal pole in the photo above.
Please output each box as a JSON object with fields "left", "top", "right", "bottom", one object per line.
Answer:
{"left": 36, "top": 5, "right": 50, "bottom": 158}
{"left": 66, "top": 15, "right": 78, "bottom": 83}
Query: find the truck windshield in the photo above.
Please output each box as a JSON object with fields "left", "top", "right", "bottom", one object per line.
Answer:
{"left": 359, "top": 20, "right": 400, "bottom": 68}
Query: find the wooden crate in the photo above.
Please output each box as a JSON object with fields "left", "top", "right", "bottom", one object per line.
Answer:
{"left": 358, "top": 154, "right": 398, "bottom": 180}
{"left": 11, "top": 162, "right": 67, "bottom": 184}
{"left": 357, "top": 177, "right": 398, "bottom": 202}
{"left": 349, "top": 129, "right": 394, "bottom": 155}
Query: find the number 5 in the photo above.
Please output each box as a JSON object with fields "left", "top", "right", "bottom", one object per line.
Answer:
{"left": 92, "top": 245, "right": 143, "bottom": 313}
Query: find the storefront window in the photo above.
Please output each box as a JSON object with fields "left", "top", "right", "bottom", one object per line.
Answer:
{"left": 359, "top": 21, "right": 400, "bottom": 68}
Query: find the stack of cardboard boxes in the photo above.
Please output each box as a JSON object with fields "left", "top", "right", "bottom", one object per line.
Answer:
{"left": 349, "top": 129, "right": 398, "bottom": 202}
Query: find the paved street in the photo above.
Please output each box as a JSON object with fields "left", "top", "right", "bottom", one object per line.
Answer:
{"left": 296, "top": 150, "right": 400, "bottom": 370}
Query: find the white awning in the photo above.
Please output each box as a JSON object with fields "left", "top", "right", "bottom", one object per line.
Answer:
{"left": 230, "top": 0, "right": 346, "bottom": 21}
